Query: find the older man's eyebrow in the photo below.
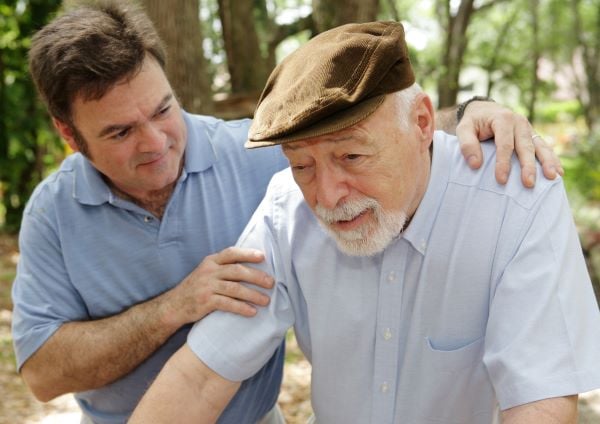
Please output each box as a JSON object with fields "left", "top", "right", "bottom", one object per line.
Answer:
{"left": 283, "top": 132, "right": 371, "bottom": 151}
{"left": 97, "top": 93, "right": 173, "bottom": 138}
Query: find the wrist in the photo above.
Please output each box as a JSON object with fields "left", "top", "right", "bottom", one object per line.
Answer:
{"left": 456, "top": 96, "right": 495, "bottom": 123}
{"left": 152, "top": 289, "right": 187, "bottom": 334}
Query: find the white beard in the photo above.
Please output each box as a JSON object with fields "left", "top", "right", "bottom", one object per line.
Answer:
{"left": 314, "top": 197, "right": 407, "bottom": 256}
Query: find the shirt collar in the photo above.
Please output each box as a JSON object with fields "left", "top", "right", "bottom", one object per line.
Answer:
{"left": 71, "top": 155, "right": 112, "bottom": 206}
{"left": 401, "top": 131, "right": 451, "bottom": 255}
{"left": 182, "top": 110, "right": 217, "bottom": 173}
{"left": 72, "top": 110, "right": 217, "bottom": 205}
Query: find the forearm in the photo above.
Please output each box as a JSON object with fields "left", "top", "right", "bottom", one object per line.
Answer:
{"left": 130, "top": 344, "right": 240, "bottom": 423}
{"left": 20, "top": 246, "right": 273, "bottom": 401}
{"left": 21, "top": 292, "right": 181, "bottom": 401}
{"left": 501, "top": 396, "right": 578, "bottom": 424}
{"left": 434, "top": 106, "right": 458, "bottom": 134}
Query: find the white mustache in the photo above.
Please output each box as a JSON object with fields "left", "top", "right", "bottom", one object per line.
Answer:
{"left": 314, "top": 197, "right": 379, "bottom": 224}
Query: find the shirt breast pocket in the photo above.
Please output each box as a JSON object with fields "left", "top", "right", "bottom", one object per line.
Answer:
{"left": 412, "top": 337, "right": 497, "bottom": 422}
{"left": 424, "top": 336, "right": 484, "bottom": 371}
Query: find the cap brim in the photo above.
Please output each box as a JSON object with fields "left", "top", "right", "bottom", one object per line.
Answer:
{"left": 245, "top": 94, "right": 386, "bottom": 149}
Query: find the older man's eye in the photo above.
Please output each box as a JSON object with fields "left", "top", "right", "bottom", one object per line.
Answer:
{"left": 343, "top": 154, "right": 365, "bottom": 163}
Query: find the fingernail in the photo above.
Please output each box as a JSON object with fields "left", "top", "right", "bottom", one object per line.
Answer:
{"left": 546, "top": 165, "right": 558, "bottom": 178}
{"left": 527, "top": 173, "right": 535, "bottom": 187}
{"left": 467, "top": 155, "right": 479, "bottom": 168}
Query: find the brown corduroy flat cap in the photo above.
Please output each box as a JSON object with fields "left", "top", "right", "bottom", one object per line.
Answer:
{"left": 245, "top": 21, "right": 415, "bottom": 148}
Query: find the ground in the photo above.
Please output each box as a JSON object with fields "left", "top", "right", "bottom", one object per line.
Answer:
{"left": 1, "top": 233, "right": 599, "bottom": 423}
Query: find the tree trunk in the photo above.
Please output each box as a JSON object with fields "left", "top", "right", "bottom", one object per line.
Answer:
{"left": 218, "top": 0, "right": 270, "bottom": 96}
{"left": 527, "top": 0, "right": 540, "bottom": 122}
{"left": 483, "top": 7, "right": 518, "bottom": 96}
{"left": 436, "top": 0, "right": 475, "bottom": 108}
{"left": 572, "top": 0, "right": 600, "bottom": 134}
{"left": 142, "top": 0, "right": 213, "bottom": 114}
{"left": 312, "top": 0, "right": 379, "bottom": 33}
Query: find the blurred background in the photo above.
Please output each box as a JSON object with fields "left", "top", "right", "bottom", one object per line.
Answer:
{"left": 0, "top": 0, "right": 598, "bottom": 422}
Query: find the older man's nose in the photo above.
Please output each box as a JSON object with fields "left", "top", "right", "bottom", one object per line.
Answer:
{"left": 315, "top": 165, "right": 351, "bottom": 210}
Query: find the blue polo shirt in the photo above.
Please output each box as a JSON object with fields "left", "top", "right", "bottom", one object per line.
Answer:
{"left": 11, "top": 112, "right": 289, "bottom": 423}
{"left": 189, "top": 131, "right": 600, "bottom": 423}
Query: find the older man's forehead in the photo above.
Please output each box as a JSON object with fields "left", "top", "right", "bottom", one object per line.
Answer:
{"left": 282, "top": 126, "right": 373, "bottom": 151}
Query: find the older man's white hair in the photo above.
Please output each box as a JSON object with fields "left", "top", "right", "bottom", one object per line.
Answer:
{"left": 394, "top": 83, "right": 423, "bottom": 131}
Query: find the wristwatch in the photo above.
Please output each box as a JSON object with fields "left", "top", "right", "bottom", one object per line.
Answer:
{"left": 456, "top": 96, "right": 495, "bottom": 123}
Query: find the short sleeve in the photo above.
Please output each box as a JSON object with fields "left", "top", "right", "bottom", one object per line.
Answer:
{"left": 484, "top": 182, "right": 600, "bottom": 409}
{"left": 11, "top": 210, "right": 89, "bottom": 370}
{"left": 187, "top": 183, "right": 295, "bottom": 381}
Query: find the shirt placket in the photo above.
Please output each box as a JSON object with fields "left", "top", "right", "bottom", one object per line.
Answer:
{"left": 370, "top": 240, "right": 408, "bottom": 423}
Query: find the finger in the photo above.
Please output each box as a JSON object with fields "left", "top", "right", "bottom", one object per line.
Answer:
{"left": 211, "top": 246, "right": 266, "bottom": 265}
{"left": 490, "top": 119, "right": 515, "bottom": 185}
{"left": 219, "top": 263, "right": 275, "bottom": 289}
{"left": 531, "top": 135, "right": 562, "bottom": 180}
{"left": 456, "top": 122, "right": 483, "bottom": 169}
{"left": 514, "top": 124, "right": 537, "bottom": 188}
{"left": 211, "top": 295, "right": 258, "bottom": 317}
{"left": 217, "top": 279, "right": 271, "bottom": 306}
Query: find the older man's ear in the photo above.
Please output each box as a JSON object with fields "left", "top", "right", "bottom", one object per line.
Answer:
{"left": 414, "top": 93, "right": 435, "bottom": 152}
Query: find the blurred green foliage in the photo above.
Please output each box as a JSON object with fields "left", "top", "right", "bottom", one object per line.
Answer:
{"left": 562, "top": 129, "right": 600, "bottom": 298}
{"left": 563, "top": 131, "right": 600, "bottom": 202}
{"left": 536, "top": 101, "right": 583, "bottom": 123}
{"left": 0, "top": 0, "right": 63, "bottom": 233}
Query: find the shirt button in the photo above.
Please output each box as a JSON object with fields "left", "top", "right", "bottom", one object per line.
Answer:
{"left": 383, "top": 328, "right": 392, "bottom": 340}
{"left": 420, "top": 239, "right": 427, "bottom": 250}
{"left": 387, "top": 271, "right": 396, "bottom": 282}
{"left": 381, "top": 382, "right": 389, "bottom": 393}
{"left": 144, "top": 216, "right": 153, "bottom": 223}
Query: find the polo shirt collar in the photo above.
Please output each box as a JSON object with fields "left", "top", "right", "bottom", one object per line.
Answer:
{"left": 71, "top": 155, "right": 112, "bottom": 206}
{"left": 72, "top": 110, "right": 217, "bottom": 205}
{"left": 402, "top": 132, "right": 450, "bottom": 255}
{"left": 182, "top": 111, "right": 217, "bottom": 173}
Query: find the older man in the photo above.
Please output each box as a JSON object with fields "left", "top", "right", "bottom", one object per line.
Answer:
{"left": 133, "top": 21, "right": 599, "bottom": 423}
{"left": 130, "top": 21, "right": 600, "bottom": 424}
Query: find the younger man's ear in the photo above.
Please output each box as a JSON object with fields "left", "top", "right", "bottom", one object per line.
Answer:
{"left": 52, "top": 118, "right": 80, "bottom": 152}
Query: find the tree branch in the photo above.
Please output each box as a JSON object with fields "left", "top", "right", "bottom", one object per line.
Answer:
{"left": 474, "top": 0, "right": 511, "bottom": 14}
{"left": 268, "top": 14, "right": 316, "bottom": 52}
{"left": 385, "top": 0, "right": 400, "bottom": 22}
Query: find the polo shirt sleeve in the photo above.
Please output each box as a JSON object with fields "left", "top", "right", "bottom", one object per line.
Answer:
{"left": 187, "top": 181, "right": 295, "bottom": 382}
{"left": 11, "top": 206, "right": 89, "bottom": 370}
{"left": 483, "top": 181, "right": 600, "bottom": 409}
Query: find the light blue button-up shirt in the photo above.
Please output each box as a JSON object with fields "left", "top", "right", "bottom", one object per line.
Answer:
{"left": 12, "top": 112, "right": 289, "bottom": 424}
{"left": 189, "top": 131, "right": 600, "bottom": 423}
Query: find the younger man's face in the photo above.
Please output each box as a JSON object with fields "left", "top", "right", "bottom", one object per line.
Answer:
{"left": 56, "top": 56, "right": 187, "bottom": 200}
